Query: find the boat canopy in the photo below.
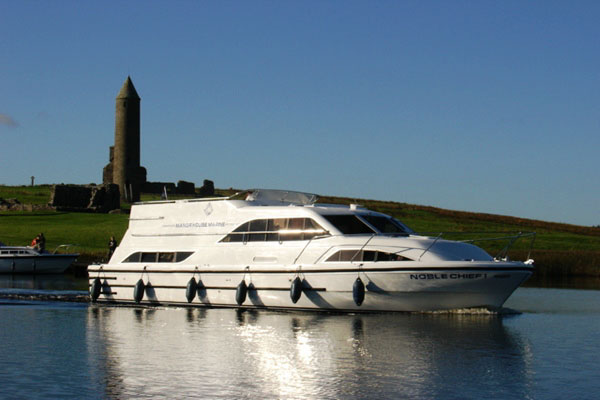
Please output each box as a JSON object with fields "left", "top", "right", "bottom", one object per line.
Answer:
{"left": 245, "top": 189, "right": 319, "bottom": 205}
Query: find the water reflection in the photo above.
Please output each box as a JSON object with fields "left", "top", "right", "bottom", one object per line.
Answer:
{"left": 0, "top": 273, "right": 88, "bottom": 291}
{"left": 87, "top": 306, "right": 532, "bottom": 399}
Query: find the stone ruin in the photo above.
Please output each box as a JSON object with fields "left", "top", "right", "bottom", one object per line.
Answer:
{"left": 2, "top": 179, "right": 215, "bottom": 214}
{"left": 47, "top": 179, "right": 214, "bottom": 213}
{"left": 0, "top": 198, "right": 26, "bottom": 211}
{"left": 143, "top": 180, "right": 196, "bottom": 196}
{"left": 49, "top": 184, "right": 120, "bottom": 213}
{"left": 141, "top": 179, "right": 215, "bottom": 197}
{"left": 198, "top": 179, "right": 215, "bottom": 197}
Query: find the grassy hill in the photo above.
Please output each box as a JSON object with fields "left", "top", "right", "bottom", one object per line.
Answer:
{"left": 1, "top": 185, "right": 599, "bottom": 278}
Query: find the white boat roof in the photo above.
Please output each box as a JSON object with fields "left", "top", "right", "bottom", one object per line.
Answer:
{"left": 132, "top": 189, "right": 372, "bottom": 216}
{"left": 244, "top": 189, "right": 318, "bottom": 205}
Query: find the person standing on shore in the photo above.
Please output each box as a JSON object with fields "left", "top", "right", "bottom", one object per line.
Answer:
{"left": 108, "top": 236, "right": 118, "bottom": 259}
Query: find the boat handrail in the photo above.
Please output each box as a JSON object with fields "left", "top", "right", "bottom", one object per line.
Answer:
{"left": 419, "top": 233, "right": 443, "bottom": 261}
{"left": 293, "top": 236, "right": 315, "bottom": 265}
{"left": 134, "top": 196, "right": 233, "bottom": 206}
{"left": 132, "top": 190, "right": 319, "bottom": 207}
{"left": 350, "top": 234, "right": 377, "bottom": 263}
{"left": 303, "top": 234, "right": 418, "bottom": 265}
{"left": 52, "top": 244, "right": 78, "bottom": 254}
{"left": 293, "top": 232, "right": 334, "bottom": 264}
{"left": 416, "top": 231, "right": 537, "bottom": 261}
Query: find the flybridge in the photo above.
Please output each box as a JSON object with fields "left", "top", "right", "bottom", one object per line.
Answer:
{"left": 134, "top": 189, "right": 320, "bottom": 207}
{"left": 244, "top": 189, "right": 319, "bottom": 205}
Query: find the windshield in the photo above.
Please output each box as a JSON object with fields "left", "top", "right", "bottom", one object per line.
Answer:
{"left": 360, "top": 214, "right": 412, "bottom": 236}
{"left": 323, "top": 215, "right": 376, "bottom": 234}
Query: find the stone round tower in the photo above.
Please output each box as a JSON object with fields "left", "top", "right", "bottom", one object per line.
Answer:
{"left": 103, "top": 76, "right": 147, "bottom": 202}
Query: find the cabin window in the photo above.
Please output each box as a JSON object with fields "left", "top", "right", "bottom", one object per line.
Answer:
{"left": 303, "top": 218, "right": 326, "bottom": 240}
{"left": 227, "top": 222, "right": 249, "bottom": 242}
{"left": 123, "top": 251, "right": 194, "bottom": 263}
{"left": 363, "top": 250, "right": 376, "bottom": 261}
{"left": 175, "top": 252, "right": 193, "bottom": 262}
{"left": 249, "top": 219, "right": 268, "bottom": 241}
{"left": 326, "top": 250, "right": 411, "bottom": 262}
{"left": 141, "top": 252, "right": 158, "bottom": 262}
{"left": 123, "top": 252, "right": 141, "bottom": 262}
{"left": 266, "top": 218, "right": 286, "bottom": 240}
{"left": 323, "top": 215, "right": 375, "bottom": 234}
{"left": 339, "top": 250, "right": 356, "bottom": 261}
{"left": 233, "top": 222, "right": 250, "bottom": 232}
{"left": 158, "top": 252, "right": 175, "bottom": 262}
{"left": 220, "top": 218, "right": 328, "bottom": 242}
{"left": 282, "top": 218, "right": 304, "bottom": 241}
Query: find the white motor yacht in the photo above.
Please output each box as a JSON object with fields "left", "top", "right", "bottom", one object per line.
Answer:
{"left": 88, "top": 190, "right": 534, "bottom": 312}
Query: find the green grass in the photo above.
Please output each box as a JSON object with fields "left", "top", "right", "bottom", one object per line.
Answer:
{"left": 0, "top": 211, "right": 129, "bottom": 260}
{"left": 1, "top": 185, "right": 599, "bottom": 276}
{"left": 0, "top": 185, "right": 54, "bottom": 205}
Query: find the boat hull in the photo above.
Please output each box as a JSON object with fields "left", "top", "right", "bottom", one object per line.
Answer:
{"left": 88, "top": 262, "right": 532, "bottom": 312}
{"left": 0, "top": 254, "right": 78, "bottom": 274}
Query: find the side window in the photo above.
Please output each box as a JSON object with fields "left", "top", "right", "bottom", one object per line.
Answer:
{"left": 249, "top": 219, "right": 267, "bottom": 241}
{"left": 175, "top": 252, "right": 193, "bottom": 262}
{"left": 158, "top": 252, "right": 175, "bottom": 262}
{"left": 363, "top": 250, "right": 376, "bottom": 261}
{"left": 124, "top": 251, "right": 193, "bottom": 263}
{"left": 304, "top": 218, "right": 326, "bottom": 240}
{"left": 222, "top": 222, "right": 249, "bottom": 242}
{"left": 123, "top": 252, "right": 141, "bottom": 262}
{"left": 325, "top": 250, "right": 410, "bottom": 262}
{"left": 326, "top": 251, "right": 340, "bottom": 262}
{"left": 376, "top": 251, "right": 394, "bottom": 262}
{"left": 326, "top": 250, "right": 360, "bottom": 262}
{"left": 233, "top": 222, "right": 250, "bottom": 232}
{"left": 221, "top": 218, "right": 328, "bottom": 243}
{"left": 339, "top": 250, "right": 357, "bottom": 261}
{"left": 375, "top": 251, "right": 411, "bottom": 261}
{"left": 141, "top": 252, "right": 157, "bottom": 262}
{"left": 283, "top": 218, "right": 304, "bottom": 241}
{"left": 267, "top": 218, "right": 286, "bottom": 241}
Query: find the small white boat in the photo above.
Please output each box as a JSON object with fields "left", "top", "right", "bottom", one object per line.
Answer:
{"left": 88, "top": 190, "right": 534, "bottom": 312}
{"left": 0, "top": 243, "right": 79, "bottom": 274}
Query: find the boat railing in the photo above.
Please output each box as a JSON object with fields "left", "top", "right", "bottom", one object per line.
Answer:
{"left": 350, "top": 234, "right": 377, "bottom": 262}
{"left": 52, "top": 244, "right": 78, "bottom": 255}
{"left": 417, "top": 231, "right": 537, "bottom": 261}
{"left": 418, "top": 233, "right": 443, "bottom": 261}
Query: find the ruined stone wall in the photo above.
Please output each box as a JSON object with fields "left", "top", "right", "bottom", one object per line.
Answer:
{"left": 177, "top": 180, "right": 196, "bottom": 194}
{"left": 142, "top": 180, "right": 196, "bottom": 195}
{"left": 49, "top": 184, "right": 120, "bottom": 212}
{"left": 143, "top": 182, "right": 177, "bottom": 194}
{"left": 0, "top": 198, "right": 52, "bottom": 211}
{"left": 198, "top": 179, "right": 215, "bottom": 197}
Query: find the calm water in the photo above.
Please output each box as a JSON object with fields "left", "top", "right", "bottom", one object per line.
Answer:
{"left": 0, "top": 276, "right": 599, "bottom": 399}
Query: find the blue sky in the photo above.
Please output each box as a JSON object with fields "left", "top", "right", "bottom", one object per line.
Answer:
{"left": 1, "top": 1, "right": 598, "bottom": 226}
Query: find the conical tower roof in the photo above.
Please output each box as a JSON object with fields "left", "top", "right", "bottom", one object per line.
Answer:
{"left": 116, "top": 76, "right": 140, "bottom": 99}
